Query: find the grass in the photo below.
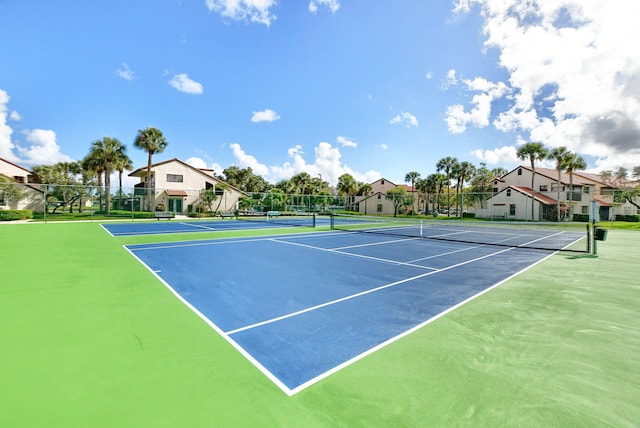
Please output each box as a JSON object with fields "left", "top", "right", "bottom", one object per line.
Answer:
{"left": 0, "top": 222, "right": 639, "bottom": 427}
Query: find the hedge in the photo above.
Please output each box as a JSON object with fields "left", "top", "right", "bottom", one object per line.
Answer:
{"left": 0, "top": 210, "right": 33, "bottom": 221}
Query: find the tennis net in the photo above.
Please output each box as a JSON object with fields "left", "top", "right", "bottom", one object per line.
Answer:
{"left": 330, "top": 214, "right": 591, "bottom": 253}
{"left": 238, "top": 211, "right": 316, "bottom": 228}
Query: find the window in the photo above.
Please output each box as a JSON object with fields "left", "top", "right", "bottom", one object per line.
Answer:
{"left": 493, "top": 187, "right": 498, "bottom": 193}
{"left": 167, "top": 174, "right": 183, "bottom": 183}
{"left": 583, "top": 186, "right": 590, "bottom": 194}
{"left": 509, "top": 204, "right": 516, "bottom": 215}
{"left": 381, "top": 179, "right": 385, "bottom": 185}
{"left": 539, "top": 185, "right": 548, "bottom": 192}
{"left": 551, "top": 183, "right": 565, "bottom": 192}
{"left": 377, "top": 204, "right": 383, "bottom": 213}
{"left": 581, "top": 206, "right": 589, "bottom": 214}
{"left": 0, "top": 192, "right": 5, "bottom": 205}
{"left": 377, "top": 194, "right": 381, "bottom": 200}
{"left": 13, "top": 176, "right": 25, "bottom": 183}
{"left": 506, "top": 189, "right": 511, "bottom": 197}
{"left": 518, "top": 168, "right": 522, "bottom": 175}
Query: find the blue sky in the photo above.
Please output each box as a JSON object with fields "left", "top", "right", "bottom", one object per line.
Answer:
{"left": 2, "top": 0, "right": 639, "bottom": 186}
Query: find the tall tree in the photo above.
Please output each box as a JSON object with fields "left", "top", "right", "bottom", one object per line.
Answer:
{"left": 404, "top": 171, "right": 420, "bottom": 214}
{"left": 32, "top": 162, "right": 83, "bottom": 213}
{"left": 356, "top": 182, "right": 373, "bottom": 214}
{"left": 455, "top": 161, "right": 476, "bottom": 216}
{"left": 633, "top": 166, "right": 640, "bottom": 180}
{"left": 415, "top": 178, "right": 429, "bottom": 214}
{"left": 385, "top": 186, "right": 411, "bottom": 217}
{"left": 133, "top": 127, "right": 168, "bottom": 211}
{"left": 112, "top": 147, "right": 133, "bottom": 209}
{"left": 564, "top": 152, "right": 587, "bottom": 220}
{"left": 549, "top": 146, "right": 571, "bottom": 221}
{"left": 336, "top": 173, "right": 357, "bottom": 211}
{"left": 86, "top": 137, "right": 127, "bottom": 214}
{"left": 436, "top": 157, "right": 458, "bottom": 216}
{"left": 426, "top": 173, "right": 446, "bottom": 213}
{"left": 516, "top": 142, "right": 548, "bottom": 221}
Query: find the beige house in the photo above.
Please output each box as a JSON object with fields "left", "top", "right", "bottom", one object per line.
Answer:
{"left": 129, "top": 158, "right": 247, "bottom": 214}
{"left": 353, "top": 178, "right": 416, "bottom": 215}
{"left": 475, "top": 166, "right": 638, "bottom": 221}
{"left": 0, "top": 157, "right": 44, "bottom": 211}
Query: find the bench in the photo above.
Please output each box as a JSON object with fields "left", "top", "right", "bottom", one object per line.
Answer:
{"left": 220, "top": 211, "right": 235, "bottom": 218}
{"left": 267, "top": 211, "right": 281, "bottom": 217}
{"left": 154, "top": 211, "right": 174, "bottom": 220}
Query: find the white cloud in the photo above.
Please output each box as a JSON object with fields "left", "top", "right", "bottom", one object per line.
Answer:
{"left": 251, "top": 109, "right": 280, "bottom": 123}
{"left": 379, "top": 143, "right": 388, "bottom": 150}
{"left": 205, "top": 0, "right": 276, "bottom": 26}
{"left": 17, "top": 129, "right": 74, "bottom": 166}
{"left": 116, "top": 63, "right": 135, "bottom": 81}
{"left": 336, "top": 136, "right": 357, "bottom": 148}
{"left": 425, "top": 71, "right": 434, "bottom": 79}
{"left": 186, "top": 156, "right": 224, "bottom": 174}
{"left": 9, "top": 111, "right": 21, "bottom": 121}
{"left": 309, "top": 0, "right": 340, "bottom": 14}
{"left": 445, "top": 77, "right": 509, "bottom": 133}
{"left": 390, "top": 111, "right": 419, "bottom": 128}
{"left": 169, "top": 73, "right": 204, "bottom": 94}
{"left": 0, "top": 89, "right": 72, "bottom": 166}
{"left": 471, "top": 145, "right": 519, "bottom": 165}
{"left": 229, "top": 141, "right": 380, "bottom": 185}
{"left": 0, "top": 89, "right": 18, "bottom": 162}
{"left": 454, "top": 0, "right": 640, "bottom": 170}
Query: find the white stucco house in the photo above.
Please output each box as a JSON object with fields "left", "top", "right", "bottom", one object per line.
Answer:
{"left": 128, "top": 158, "right": 247, "bottom": 214}
{"left": 0, "top": 157, "right": 44, "bottom": 211}
{"left": 475, "top": 166, "right": 638, "bottom": 221}
{"left": 353, "top": 178, "right": 415, "bottom": 215}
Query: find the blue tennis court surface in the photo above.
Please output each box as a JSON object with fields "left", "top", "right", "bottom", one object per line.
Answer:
{"left": 103, "top": 216, "right": 326, "bottom": 237}
{"left": 126, "top": 231, "right": 556, "bottom": 395}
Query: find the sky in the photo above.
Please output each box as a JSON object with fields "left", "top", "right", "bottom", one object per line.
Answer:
{"left": 1, "top": 0, "right": 640, "bottom": 187}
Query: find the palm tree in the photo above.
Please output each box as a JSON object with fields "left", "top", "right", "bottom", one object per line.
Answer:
{"left": 357, "top": 182, "right": 373, "bottom": 214}
{"left": 133, "top": 127, "right": 168, "bottom": 211}
{"left": 404, "top": 171, "right": 420, "bottom": 214}
{"left": 564, "top": 152, "right": 587, "bottom": 220}
{"left": 336, "top": 173, "right": 357, "bottom": 211}
{"left": 82, "top": 149, "right": 106, "bottom": 210}
{"left": 86, "top": 137, "right": 127, "bottom": 214}
{"left": 415, "top": 178, "right": 429, "bottom": 214}
{"left": 549, "top": 146, "right": 571, "bottom": 221}
{"left": 436, "top": 157, "right": 458, "bottom": 216}
{"left": 516, "top": 142, "right": 548, "bottom": 221}
{"left": 426, "top": 173, "right": 446, "bottom": 213}
{"left": 455, "top": 161, "right": 476, "bottom": 217}
{"left": 112, "top": 151, "right": 133, "bottom": 209}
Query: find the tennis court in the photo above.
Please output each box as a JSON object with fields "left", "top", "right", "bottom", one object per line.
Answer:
{"left": 103, "top": 214, "right": 323, "bottom": 237}
{"left": 1, "top": 221, "right": 639, "bottom": 427}
{"left": 126, "top": 228, "right": 568, "bottom": 395}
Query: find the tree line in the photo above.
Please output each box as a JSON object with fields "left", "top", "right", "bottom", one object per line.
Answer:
{"left": 28, "top": 127, "right": 168, "bottom": 214}
{"left": 18, "top": 132, "right": 640, "bottom": 217}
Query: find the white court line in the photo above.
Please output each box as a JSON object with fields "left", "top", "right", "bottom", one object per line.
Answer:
{"left": 180, "top": 222, "right": 217, "bottom": 231}
{"left": 225, "top": 244, "right": 517, "bottom": 336}
{"left": 268, "top": 237, "right": 437, "bottom": 270}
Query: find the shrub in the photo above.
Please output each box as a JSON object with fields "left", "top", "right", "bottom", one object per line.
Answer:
{"left": 616, "top": 214, "right": 640, "bottom": 222}
{"left": 0, "top": 209, "right": 33, "bottom": 221}
{"left": 573, "top": 214, "right": 590, "bottom": 222}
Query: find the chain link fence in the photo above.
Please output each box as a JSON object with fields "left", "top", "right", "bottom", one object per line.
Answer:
{"left": 0, "top": 181, "right": 638, "bottom": 222}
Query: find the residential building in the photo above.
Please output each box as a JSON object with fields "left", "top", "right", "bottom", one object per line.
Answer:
{"left": 353, "top": 178, "right": 416, "bottom": 215}
{"left": 0, "top": 157, "right": 44, "bottom": 211}
{"left": 475, "top": 166, "right": 638, "bottom": 221}
{"left": 129, "top": 158, "right": 247, "bottom": 214}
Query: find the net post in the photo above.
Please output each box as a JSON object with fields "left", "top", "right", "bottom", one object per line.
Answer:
{"left": 312, "top": 213, "right": 316, "bottom": 228}
{"left": 330, "top": 213, "right": 335, "bottom": 230}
